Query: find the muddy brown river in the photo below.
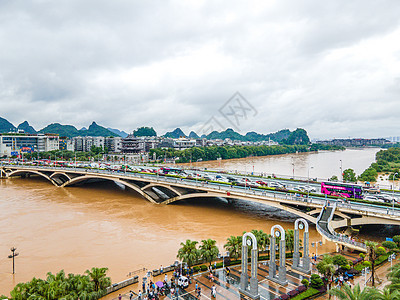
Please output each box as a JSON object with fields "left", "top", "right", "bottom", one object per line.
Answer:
{"left": 0, "top": 148, "right": 388, "bottom": 295}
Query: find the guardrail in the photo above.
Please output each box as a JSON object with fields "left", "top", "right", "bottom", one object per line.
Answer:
{"left": 2, "top": 164, "right": 400, "bottom": 218}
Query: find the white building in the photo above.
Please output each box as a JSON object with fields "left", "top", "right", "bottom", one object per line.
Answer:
{"left": 0, "top": 133, "right": 59, "bottom": 157}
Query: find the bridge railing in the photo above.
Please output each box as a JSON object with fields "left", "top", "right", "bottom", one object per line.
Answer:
{"left": 316, "top": 203, "right": 367, "bottom": 250}
{"left": 3, "top": 164, "right": 400, "bottom": 218}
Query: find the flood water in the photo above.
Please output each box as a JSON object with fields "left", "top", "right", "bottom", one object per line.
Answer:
{"left": 0, "top": 148, "right": 383, "bottom": 295}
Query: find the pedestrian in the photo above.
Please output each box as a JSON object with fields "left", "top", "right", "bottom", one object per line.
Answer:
{"left": 165, "top": 273, "right": 168, "bottom": 282}
{"left": 118, "top": 294, "right": 122, "bottom": 300}
{"left": 142, "top": 281, "right": 146, "bottom": 293}
{"left": 197, "top": 286, "right": 201, "bottom": 298}
{"left": 212, "top": 284, "right": 216, "bottom": 298}
{"left": 160, "top": 265, "right": 163, "bottom": 274}
{"left": 138, "top": 290, "right": 142, "bottom": 299}
{"left": 195, "top": 282, "right": 198, "bottom": 291}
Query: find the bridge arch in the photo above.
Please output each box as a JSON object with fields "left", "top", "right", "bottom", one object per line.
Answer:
{"left": 162, "top": 192, "right": 318, "bottom": 224}
{"left": 141, "top": 183, "right": 182, "bottom": 197}
{"left": 63, "top": 175, "right": 158, "bottom": 204}
{"left": 7, "top": 169, "right": 57, "bottom": 186}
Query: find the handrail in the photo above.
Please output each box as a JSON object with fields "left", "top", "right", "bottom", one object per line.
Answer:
{"left": 2, "top": 164, "right": 400, "bottom": 219}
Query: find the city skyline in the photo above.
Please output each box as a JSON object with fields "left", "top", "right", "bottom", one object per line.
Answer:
{"left": 1, "top": 1, "right": 400, "bottom": 139}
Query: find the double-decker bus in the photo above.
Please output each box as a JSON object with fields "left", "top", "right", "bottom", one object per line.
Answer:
{"left": 321, "top": 181, "right": 364, "bottom": 199}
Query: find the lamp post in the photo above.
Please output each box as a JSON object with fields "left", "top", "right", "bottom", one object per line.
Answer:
{"left": 393, "top": 172, "right": 398, "bottom": 213}
{"left": 308, "top": 166, "right": 314, "bottom": 198}
{"left": 340, "top": 160, "right": 343, "bottom": 182}
{"left": 311, "top": 241, "right": 322, "bottom": 261}
{"left": 292, "top": 162, "right": 295, "bottom": 179}
{"left": 8, "top": 247, "right": 19, "bottom": 274}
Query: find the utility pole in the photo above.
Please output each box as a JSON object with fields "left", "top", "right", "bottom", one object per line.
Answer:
{"left": 8, "top": 247, "right": 19, "bottom": 274}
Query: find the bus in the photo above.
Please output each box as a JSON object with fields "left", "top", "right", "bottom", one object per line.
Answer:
{"left": 321, "top": 181, "right": 364, "bottom": 199}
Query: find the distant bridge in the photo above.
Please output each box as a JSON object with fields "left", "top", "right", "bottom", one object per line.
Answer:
{"left": 2, "top": 164, "right": 400, "bottom": 252}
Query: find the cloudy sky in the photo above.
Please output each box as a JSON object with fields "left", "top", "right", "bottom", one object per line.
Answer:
{"left": 1, "top": 0, "right": 400, "bottom": 139}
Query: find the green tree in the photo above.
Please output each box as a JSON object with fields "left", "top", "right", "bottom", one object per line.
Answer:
{"left": 372, "top": 286, "right": 400, "bottom": 300}
{"left": 85, "top": 267, "right": 111, "bottom": 292}
{"left": 250, "top": 229, "right": 269, "bottom": 252}
{"left": 382, "top": 241, "right": 397, "bottom": 250}
{"left": 224, "top": 236, "right": 241, "bottom": 260}
{"left": 177, "top": 239, "right": 200, "bottom": 267}
{"left": 366, "top": 241, "right": 380, "bottom": 287}
{"left": 329, "top": 283, "right": 378, "bottom": 300}
{"left": 343, "top": 169, "right": 357, "bottom": 182}
{"left": 330, "top": 175, "right": 338, "bottom": 181}
{"left": 358, "top": 167, "right": 378, "bottom": 182}
{"left": 393, "top": 235, "right": 400, "bottom": 247}
{"left": 316, "top": 255, "right": 336, "bottom": 291}
{"left": 332, "top": 254, "right": 349, "bottom": 268}
{"left": 199, "top": 239, "right": 219, "bottom": 266}
{"left": 310, "top": 274, "right": 323, "bottom": 288}
{"left": 387, "top": 262, "right": 400, "bottom": 292}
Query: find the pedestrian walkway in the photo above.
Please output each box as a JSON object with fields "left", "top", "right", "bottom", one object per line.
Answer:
{"left": 104, "top": 260, "right": 311, "bottom": 300}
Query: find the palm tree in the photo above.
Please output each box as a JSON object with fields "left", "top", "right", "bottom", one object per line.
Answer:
{"left": 387, "top": 263, "right": 400, "bottom": 292}
{"left": 365, "top": 241, "right": 382, "bottom": 287}
{"left": 316, "top": 254, "right": 336, "bottom": 295}
{"left": 250, "top": 229, "right": 269, "bottom": 252}
{"left": 199, "top": 239, "right": 219, "bottom": 266}
{"left": 224, "top": 235, "right": 241, "bottom": 259}
{"left": 177, "top": 239, "right": 200, "bottom": 267}
{"left": 85, "top": 267, "right": 111, "bottom": 292}
{"left": 329, "top": 283, "right": 378, "bottom": 300}
{"left": 372, "top": 286, "right": 400, "bottom": 300}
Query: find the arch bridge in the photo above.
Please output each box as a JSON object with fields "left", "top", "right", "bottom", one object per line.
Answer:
{"left": 2, "top": 165, "right": 400, "bottom": 251}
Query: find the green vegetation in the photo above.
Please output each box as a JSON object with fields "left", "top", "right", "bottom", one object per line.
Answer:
{"left": 24, "top": 149, "right": 106, "bottom": 161}
{"left": 150, "top": 144, "right": 310, "bottom": 163}
{"left": 359, "top": 147, "right": 400, "bottom": 182}
{"left": 133, "top": 126, "right": 157, "bottom": 137}
{"left": 310, "top": 144, "right": 346, "bottom": 151}
{"left": 343, "top": 168, "right": 357, "bottom": 182}
{"left": 7, "top": 267, "right": 110, "bottom": 300}
{"left": 291, "top": 288, "right": 320, "bottom": 300}
{"left": 382, "top": 241, "right": 397, "bottom": 250}
{"left": 329, "top": 283, "right": 380, "bottom": 300}
{"left": 199, "top": 239, "right": 219, "bottom": 266}
{"left": 38, "top": 121, "right": 118, "bottom": 138}
{"left": 301, "top": 278, "right": 309, "bottom": 287}
{"left": 177, "top": 239, "right": 200, "bottom": 267}
{"left": 316, "top": 255, "right": 335, "bottom": 290}
{"left": 280, "top": 128, "right": 310, "bottom": 145}
{"left": 359, "top": 167, "right": 378, "bottom": 182}
{"left": 310, "top": 274, "right": 324, "bottom": 288}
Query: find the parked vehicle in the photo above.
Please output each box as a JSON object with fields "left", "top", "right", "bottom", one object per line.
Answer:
{"left": 178, "top": 276, "right": 189, "bottom": 288}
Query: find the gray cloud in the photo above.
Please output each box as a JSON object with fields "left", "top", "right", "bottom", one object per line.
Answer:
{"left": 1, "top": 0, "right": 400, "bottom": 138}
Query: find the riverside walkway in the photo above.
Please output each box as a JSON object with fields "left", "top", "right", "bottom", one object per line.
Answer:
{"left": 2, "top": 164, "right": 400, "bottom": 252}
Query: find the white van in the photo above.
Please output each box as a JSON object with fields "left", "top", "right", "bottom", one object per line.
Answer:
{"left": 178, "top": 276, "right": 189, "bottom": 288}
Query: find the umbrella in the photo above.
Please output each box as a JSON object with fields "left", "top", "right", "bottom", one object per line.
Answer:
{"left": 155, "top": 281, "right": 164, "bottom": 288}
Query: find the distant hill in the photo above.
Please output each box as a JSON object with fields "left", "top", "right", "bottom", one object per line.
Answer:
{"left": 39, "top": 121, "right": 118, "bottom": 138}
{"left": 107, "top": 127, "right": 128, "bottom": 138}
{"left": 164, "top": 128, "right": 186, "bottom": 138}
{"left": 206, "top": 128, "right": 245, "bottom": 141}
{"left": 133, "top": 127, "right": 157, "bottom": 137}
{"left": 17, "top": 121, "right": 36, "bottom": 134}
{"left": 39, "top": 123, "right": 80, "bottom": 137}
{"left": 0, "top": 117, "right": 16, "bottom": 133}
{"left": 188, "top": 131, "right": 199, "bottom": 139}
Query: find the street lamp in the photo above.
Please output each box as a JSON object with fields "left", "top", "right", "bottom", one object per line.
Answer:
{"left": 393, "top": 172, "right": 398, "bottom": 213}
{"left": 340, "top": 160, "right": 343, "bottom": 182}
{"left": 311, "top": 240, "right": 322, "bottom": 261}
{"left": 292, "top": 162, "right": 295, "bottom": 179}
{"left": 8, "top": 247, "right": 19, "bottom": 274}
{"left": 308, "top": 166, "right": 314, "bottom": 198}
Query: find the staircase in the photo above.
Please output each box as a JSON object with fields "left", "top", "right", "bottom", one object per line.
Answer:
{"left": 316, "top": 202, "right": 367, "bottom": 252}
